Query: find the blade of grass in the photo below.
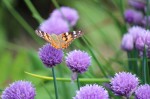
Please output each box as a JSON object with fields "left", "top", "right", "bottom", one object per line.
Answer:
{"left": 2, "top": 0, "right": 42, "bottom": 44}
{"left": 52, "top": 67, "right": 58, "bottom": 99}
{"left": 146, "top": 0, "right": 150, "bottom": 29}
{"left": 82, "top": 37, "right": 108, "bottom": 77}
{"left": 142, "top": 47, "right": 148, "bottom": 83}
{"left": 25, "top": 72, "right": 110, "bottom": 82}
{"left": 24, "top": 0, "right": 44, "bottom": 23}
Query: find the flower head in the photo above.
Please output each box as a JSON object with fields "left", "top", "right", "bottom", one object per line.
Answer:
{"left": 128, "top": 26, "right": 146, "bottom": 41}
{"left": 135, "top": 84, "right": 150, "bottom": 99}
{"left": 51, "top": 6, "right": 79, "bottom": 26}
{"left": 128, "top": 0, "right": 145, "bottom": 10}
{"left": 1, "top": 80, "right": 36, "bottom": 99}
{"left": 124, "top": 9, "right": 143, "bottom": 25}
{"left": 135, "top": 31, "right": 149, "bottom": 51}
{"left": 39, "top": 17, "right": 69, "bottom": 35}
{"left": 121, "top": 33, "right": 134, "bottom": 51}
{"left": 110, "top": 72, "right": 139, "bottom": 97}
{"left": 74, "top": 84, "right": 109, "bottom": 99}
{"left": 66, "top": 50, "right": 91, "bottom": 73}
{"left": 38, "top": 43, "right": 63, "bottom": 68}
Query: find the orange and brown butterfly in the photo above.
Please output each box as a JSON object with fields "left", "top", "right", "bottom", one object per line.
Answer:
{"left": 35, "top": 29, "right": 83, "bottom": 49}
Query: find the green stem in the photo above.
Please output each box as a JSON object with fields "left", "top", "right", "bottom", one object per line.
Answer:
{"left": 24, "top": 0, "right": 44, "bottom": 23}
{"left": 133, "top": 48, "right": 138, "bottom": 74}
{"left": 142, "top": 47, "right": 147, "bottom": 83}
{"left": 25, "top": 72, "right": 110, "bottom": 82}
{"left": 119, "top": 0, "right": 127, "bottom": 34}
{"left": 77, "top": 75, "right": 80, "bottom": 89}
{"left": 51, "top": 0, "right": 60, "bottom": 8}
{"left": 2, "top": 0, "right": 42, "bottom": 44}
{"left": 119, "top": 0, "right": 124, "bottom": 18}
{"left": 82, "top": 37, "right": 108, "bottom": 77}
{"left": 126, "top": 97, "right": 130, "bottom": 99}
{"left": 146, "top": 0, "right": 149, "bottom": 29}
{"left": 0, "top": 89, "right": 3, "bottom": 92}
{"left": 127, "top": 52, "right": 132, "bottom": 71}
{"left": 52, "top": 67, "right": 58, "bottom": 99}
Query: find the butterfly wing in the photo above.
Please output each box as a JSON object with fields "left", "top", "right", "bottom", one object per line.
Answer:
{"left": 59, "top": 31, "right": 83, "bottom": 49}
{"left": 35, "top": 30, "right": 61, "bottom": 49}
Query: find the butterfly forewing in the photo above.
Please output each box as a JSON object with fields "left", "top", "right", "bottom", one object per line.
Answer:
{"left": 60, "top": 31, "right": 83, "bottom": 49}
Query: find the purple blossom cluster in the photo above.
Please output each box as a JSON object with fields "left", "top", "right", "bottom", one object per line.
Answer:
{"left": 121, "top": 26, "right": 150, "bottom": 57}
{"left": 124, "top": 0, "right": 148, "bottom": 27}
{"left": 65, "top": 50, "right": 91, "bottom": 80}
{"left": 38, "top": 43, "right": 63, "bottom": 68}
{"left": 1, "top": 81, "right": 36, "bottom": 99}
{"left": 73, "top": 72, "right": 150, "bottom": 99}
{"left": 66, "top": 50, "right": 91, "bottom": 73}
{"left": 110, "top": 72, "right": 139, "bottom": 97}
{"left": 39, "top": 6, "right": 79, "bottom": 34}
{"left": 110, "top": 72, "right": 150, "bottom": 99}
{"left": 74, "top": 84, "right": 109, "bottom": 99}
{"left": 135, "top": 84, "right": 150, "bottom": 99}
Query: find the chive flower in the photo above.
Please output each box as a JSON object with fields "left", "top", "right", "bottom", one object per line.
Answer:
{"left": 38, "top": 43, "right": 63, "bottom": 68}
{"left": 135, "top": 84, "right": 150, "bottom": 99}
{"left": 65, "top": 50, "right": 91, "bottom": 80}
{"left": 128, "top": 0, "right": 145, "bottom": 10}
{"left": 110, "top": 72, "right": 139, "bottom": 98}
{"left": 66, "top": 50, "right": 91, "bottom": 73}
{"left": 121, "top": 33, "right": 134, "bottom": 51}
{"left": 39, "top": 17, "right": 69, "bottom": 35}
{"left": 51, "top": 6, "right": 79, "bottom": 26}
{"left": 74, "top": 84, "right": 109, "bottom": 99}
{"left": 128, "top": 26, "right": 146, "bottom": 41}
{"left": 1, "top": 80, "right": 36, "bottom": 99}
{"left": 135, "top": 30, "right": 150, "bottom": 51}
{"left": 124, "top": 9, "right": 143, "bottom": 25}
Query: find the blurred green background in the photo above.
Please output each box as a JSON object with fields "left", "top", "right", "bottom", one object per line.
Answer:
{"left": 0, "top": 0, "right": 127, "bottom": 98}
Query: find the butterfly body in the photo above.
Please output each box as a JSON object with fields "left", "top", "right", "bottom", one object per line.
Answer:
{"left": 35, "top": 30, "right": 83, "bottom": 49}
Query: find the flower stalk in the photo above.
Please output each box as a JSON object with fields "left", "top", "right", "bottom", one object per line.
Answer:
{"left": 52, "top": 67, "right": 58, "bottom": 99}
{"left": 77, "top": 75, "right": 80, "bottom": 89}
{"left": 142, "top": 46, "right": 147, "bottom": 83}
{"left": 25, "top": 72, "right": 110, "bottom": 82}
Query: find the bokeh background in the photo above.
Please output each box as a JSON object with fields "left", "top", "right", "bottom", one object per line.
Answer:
{"left": 0, "top": 0, "right": 128, "bottom": 98}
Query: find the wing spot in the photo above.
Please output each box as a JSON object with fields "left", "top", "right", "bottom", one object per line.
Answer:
{"left": 65, "top": 32, "right": 69, "bottom": 35}
{"left": 73, "top": 31, "right": 76, "bottom": 34}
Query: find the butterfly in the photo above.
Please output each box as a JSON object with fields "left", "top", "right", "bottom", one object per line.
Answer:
{"left": 35, "top": 30, "right": 83, "bottom": 49}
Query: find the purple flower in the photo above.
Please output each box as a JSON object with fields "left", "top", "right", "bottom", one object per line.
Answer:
{"left": 38, "top": 43, "right": 63, "bottom": 68}
{"left": 128, "top": 26, "right": 146, "bottom": 41}
{"left": 124, "top": 9, "right": 143, "bottom": 25}
{"left": 39, "top": 17, "right": 69, "bottom": 35}
{"left": 145, "top": 32, "right": 150, "bottom": 48}
{"left": 136, "top": 30, "right": 150, "bottom": 57}
{"left": 128, "top": 0, "right": 145, "bottom": 10}
{"left": 66, "top": 50, "right": 91, "bottom": 73}
{"left": 1, "top": 80, "right": 36, "bottom": 99}
{"left": 135, "top": 84, "right": 150, "bottom": 99}
{"left": 51, "top": 6, "right": 79, "bottom": 26}
{"left": 110, "top": 72, "right": 139, "bottom": 97}
{"left": 74, "top": 84, "right": 109, "bottom": 99}
{"left": 135, "top": 31, "right": 148, "bottom": 51}
{"left": 121, "top": 33, "right": 134, "bottom": 51}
